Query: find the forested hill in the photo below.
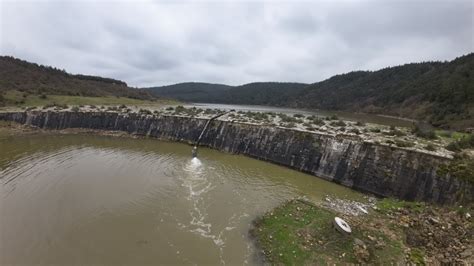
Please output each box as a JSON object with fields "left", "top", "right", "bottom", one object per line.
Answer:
{"left": 290, "top": 54, "right": 473, "bottom": 129}
{"left": 146, "top": 54, "right": 474, "bottom": 129}
{"left": 145, "top": 82, "right": 308, "bottom": 105}
{"left": 145, "top": 82, "right": 233, "bottom": 102}
{"left": 0, "top": 56, "right": 152, "bottom": 99}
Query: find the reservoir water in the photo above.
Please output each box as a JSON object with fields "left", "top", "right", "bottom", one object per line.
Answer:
{"left": 185, "top": 103, "right": 415, "bottom": 128}
{"left": 0, "top": 132, "right": 365, "bottom": 265}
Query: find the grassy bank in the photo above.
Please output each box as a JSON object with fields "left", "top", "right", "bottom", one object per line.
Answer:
{"left": 250, "top": 199, "right": 404, "bottom": 264}
{"left": 251, "top": 199, "right": 473, "bottom": 265}
{"left": 0, "top": 90, "right": 178, "bottom": 108}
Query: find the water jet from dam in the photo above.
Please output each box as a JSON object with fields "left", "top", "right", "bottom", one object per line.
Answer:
{"left": 192, "top": 111, "right": 228, "bottom": 158}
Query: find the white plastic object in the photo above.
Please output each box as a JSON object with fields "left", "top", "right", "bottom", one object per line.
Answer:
{"left": 334, "top": 217, "right": 352, "bottom": 234}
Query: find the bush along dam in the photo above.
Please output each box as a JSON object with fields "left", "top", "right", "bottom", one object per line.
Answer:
{"left": 1, "top": 109, "right": 472, "bottom": 205}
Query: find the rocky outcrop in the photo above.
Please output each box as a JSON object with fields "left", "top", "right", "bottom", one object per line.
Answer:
{"left": 1, "top": 111, "right": 472, "bottom": 204}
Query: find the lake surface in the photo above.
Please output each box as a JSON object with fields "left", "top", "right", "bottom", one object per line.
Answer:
{"left": 185, "top": 103, "right": 415, "bottom": 128}
{"left": 0, "top": 133, "right": 365, "bottom": 265}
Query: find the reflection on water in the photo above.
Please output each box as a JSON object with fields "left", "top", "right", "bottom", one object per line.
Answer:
{"left": 0, "top": 133, "right": 365, "bottom": 265}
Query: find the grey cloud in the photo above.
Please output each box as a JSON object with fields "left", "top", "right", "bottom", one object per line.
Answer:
{"left": 1, "top": 0, "right": 472, "bottom": 87}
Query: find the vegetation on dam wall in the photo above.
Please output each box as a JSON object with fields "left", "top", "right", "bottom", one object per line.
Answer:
{"left": 0, "top": 110, "right": 472, "bottom": 204}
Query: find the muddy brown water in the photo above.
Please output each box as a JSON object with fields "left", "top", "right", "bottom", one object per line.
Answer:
{"left": 0, "top": 133, "right": 365, "bottom": 265}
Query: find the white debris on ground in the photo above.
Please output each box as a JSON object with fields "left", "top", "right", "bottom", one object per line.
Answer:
{"left": 322, "top": 195, "right": 377, "bottom": 216}
{"left": 17, "top": 104, "right": 458, "bottom": 158}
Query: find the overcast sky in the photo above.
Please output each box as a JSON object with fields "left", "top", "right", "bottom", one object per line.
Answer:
{"left": 1, "top": 0, "right": 472, "bottom": 87}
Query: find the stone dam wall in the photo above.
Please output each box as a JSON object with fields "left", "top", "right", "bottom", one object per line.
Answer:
{"left": 1, "top": 111, "right": 472, "bottom": 204}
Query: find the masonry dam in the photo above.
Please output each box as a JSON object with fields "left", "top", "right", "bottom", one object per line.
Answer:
{"left": 1, "top": 111, "right": 472, "bottom": 205}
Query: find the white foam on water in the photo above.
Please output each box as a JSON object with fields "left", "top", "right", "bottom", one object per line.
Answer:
{"left": 177, "top": 157, "right": 255, "bottom": 265}
{"left": 190, "top": 157, "right": 202, "bottom": 166}
{"left": 181, "top": 159, "right": 223, "bottom": 238}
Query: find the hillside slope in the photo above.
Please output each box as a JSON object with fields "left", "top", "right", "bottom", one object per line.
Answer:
{"left": 0, "top": 56, "right": 152, "bottom": 100}
{"left": 291, "top": 54, "right": 474, "bottom": 129}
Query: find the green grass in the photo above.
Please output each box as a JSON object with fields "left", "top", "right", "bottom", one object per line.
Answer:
{"left": 435, "top": 130, "right": 470, "bottom": 141}
{"left": 409, "top": 248, "right": 426, "bottom": 265}
{"left": 252, "top": 200, "right": 404, "bottom": 265}
{"left": 376, "top": 198, "right": 426, "bottom": 214}
{"left": 437, "top": 157, "right": 474, "bottom": 184}
{"left": 1, "top": 90, "right": 178, "bottom": 108}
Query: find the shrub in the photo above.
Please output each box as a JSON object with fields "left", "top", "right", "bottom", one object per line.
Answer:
{"left": 412, "top": 122, "right": 437, "bottom": 139}
{"left": 355, "top": 121, "right": 366, "bottom": 126}
{"left": 394, "top": 140, "right": 414, "bottom": 148}
{"left": 39, "top": 94, "right": 47, "bottom": 99}
{"left": 437, "top": 155, "right": 474, "bottom": 184}
{"left": 312, "top": 118, "right": 325, "bottom": 126}
{"left": 446, "top": 134, "right": 474, "bottom": 151}
{"left": 139, "top": 108, "right": 152, "bottom": 115}
{"left": 175, "top": 105, "right": 186, "bottom": 113}
{"left": 279, "top": 114, "right": 298, "bottom": 123}
{"left": 71, "top": 106, "right": 80, "bottom": 112}
{"left": 43, "top": 103, "right": 55, "bottom": 109}
{"left": 250, "top": 112, "right": 268, "bottom": 121}
{"left": 166, "top": 107, "right": 174, "bottom": 111}
{"left": 437, "top": 130, "right": 452, "bottom": 138}
{"left": 293, "top": 113, "right": 304, "bottom": 118}
{"left": 330, "top": 120, "right": 346, "bottom": 127}
{"left": 349, "top": 128, "right": 360, "bottom": 134}
{"left": 44, "top": 103, "right": 68, "bottom": 109}
{"left": 424, "top": 144, "right": 436, "bottom": 151}
{"left": 370, "top": 128, "right": 381, "bottom": 133}
{"left": 391, "top": 129, "right": 406, "bottom": 137}
{"left": 204, "top": 108, "right": 216, "bottom": 114}
{"left": 282, "top": 122, "right": 296, "bottom": 128}
{"left": 384, "top": 129, "right": 406, "bottom": 137}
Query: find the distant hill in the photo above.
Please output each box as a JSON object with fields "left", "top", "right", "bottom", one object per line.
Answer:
{"left": 0, "top": 56, "right": 153, "bottom": 100}
{"left": 145, "top": 82, "right": 232, "bottom": 102}
{"left": 145, "top": 82, "right": 309, "bottom": 105}
{"left": 145, "top": 54, "right": 474, "bottom": 129}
